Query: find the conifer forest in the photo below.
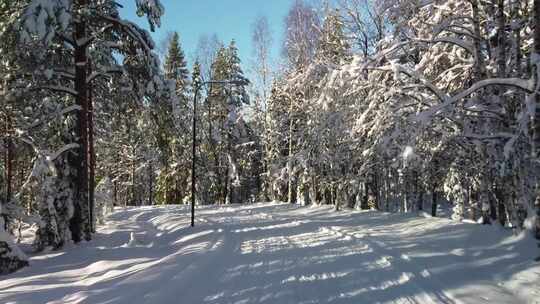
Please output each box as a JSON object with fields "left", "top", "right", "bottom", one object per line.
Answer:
{"left": 0, "top": 1, "right": 539, "bottom": 303}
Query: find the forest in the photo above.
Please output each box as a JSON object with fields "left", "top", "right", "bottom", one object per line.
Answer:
{"left": 0, "top": 0, "right": 539, "bottom": 292}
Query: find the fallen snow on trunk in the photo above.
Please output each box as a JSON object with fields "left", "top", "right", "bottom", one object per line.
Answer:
{"left": 1, "top": 203, "right": 539, "bottom": 304}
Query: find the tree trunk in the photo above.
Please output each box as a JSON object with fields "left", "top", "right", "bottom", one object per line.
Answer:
{"left": 149, "top": 164, "right": 153, "bottom": 206}
{"left": 87, "top": 59, "right": 95, "bottom": 233}
{"left": 69, "top": 0, "right": 90, "bottom": 243}
{"left": 415, "top": 171, "right": 422, "bottom": 211}
{"left": 373, "top": 171, "right": 380, "bottom": 210}
{"left": 4, "top": 116, "right": 12, "bottom": 204}
{"left": 496, "top": 0, "right": 506, "bottom": 78}
{"left": 431, "top": 186, "right": 437, "bottom": 217}
{"left": 2, "top": 117, "right": 12, "bottom": 231}
{"left": 384, "top": 162, "right": 390, "bottom": 211}
{"left": 163, "top": 169, "right": 169, "bottom": 204}
{"left": 533, "top": 0, "right": 540, "bottom": 240}
{"left": 131, "top": 159, "right": 136, "bottom": 206}
{"left": 223, "top": 166, "right": 229, "bottom": 205}
{"left": 113, "top": 180, "right": 118, "bottom": 206}
{"left": 533, "top": 1, "right": 540, "bottom": 158}
{"left": 361, "top": 182, "right": 369, "bottom": 210}
{"left": 470, "top": 0, "right": 486, "bottom": 79}
{"left": 494, "top": 187, "right": 507, "bottom": 226}
{"left": 287, "top": 114, "right": 295, "bottom": 204}
{"left": 512, "top": 1, "right": 522, "bottom": 77}
{"left": 334, "top": 184, "right": 341, "bottom": 211}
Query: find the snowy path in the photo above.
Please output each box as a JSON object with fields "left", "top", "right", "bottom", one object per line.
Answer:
{"left": 1, "top": 203, "right": 539, "bottom": 304}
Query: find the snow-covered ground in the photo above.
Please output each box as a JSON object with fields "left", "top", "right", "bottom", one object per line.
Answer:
{"left": 1, "top": 203, "right": 539, "bottom": 304}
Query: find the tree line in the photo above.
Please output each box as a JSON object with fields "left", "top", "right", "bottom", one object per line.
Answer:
{"left": 259, "top": 0, "right": 540, "bottom": 254}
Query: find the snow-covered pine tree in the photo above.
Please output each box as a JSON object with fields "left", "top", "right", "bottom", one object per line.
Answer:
{"left": 224, "top": 40, "right": 251, "bottom": 204}
{"left": 0, "top": 0, "right": 75, "bottom": 259}
{"left": 265, "top": 80, "right": 292, "bottom": 202}
{"left": 204, "top": 45, "right": 228, "bottom": 204}
{"left": 164, "top": 32, "right": 190, "bottom": 95}
{"left": 316, "top": 8, "right": 352, "bottom": 64}
{"left": 153, "top": 31, "right": 191, "bottom": 205}
{"left": 17, "top": 0, "right": 166, "bottom": 242}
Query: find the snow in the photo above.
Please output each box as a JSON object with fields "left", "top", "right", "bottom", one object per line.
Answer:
{"left": 0, "top": 214, "right": 28, "bottom": 263}
{"left": 1, "top": 203, "right": 539, "bottom": 304}
{"left": 402, "top": 146, "right": 415, "bottom": 161}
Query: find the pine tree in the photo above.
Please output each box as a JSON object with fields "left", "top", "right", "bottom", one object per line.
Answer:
{"left": 227, "top": 40, "right": 250, "bottom": 106}
{"left": 16, "top": 0, "right": 167, "bottom": 243}
{"left": 0, "top": 1, "right": 29, "bottom": 272}
{"left": 154, "top": 31, "right": 191, "bottom": 205}
{"left": 317, "top": 9, "right": 351, "bottom": 64}
{"left": 164, "top": 32, "right": 190, "bottom": 96}
{"left": 205, "top": 45, "right": 229, "bottom": 204}
{"left": 202, "top": 40, "right": 252, "bottom": 204}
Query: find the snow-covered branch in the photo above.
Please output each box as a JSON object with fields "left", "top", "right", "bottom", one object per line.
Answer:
{"left": 28, "top": 85, "right": 78, "bottom": 96}
{"left": 86, "top": 67, "right": 123, "bottom": 84}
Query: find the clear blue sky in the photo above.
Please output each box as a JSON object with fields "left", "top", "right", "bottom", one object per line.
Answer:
{"left": 119, "top": 0, "right": 292, "bottom": 71}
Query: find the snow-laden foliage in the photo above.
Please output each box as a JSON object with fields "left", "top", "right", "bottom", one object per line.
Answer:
{"left": 25, "top": 152, "right": 74, "bottom": 251}
{"left": 262, "top": 0, "right": 540, "bottom": 240}
{"left": 0, "top": 205, "right": 28, "bottom": 275}
{"left": 18, "top": 0, "right": 71, "bottom": 45}
{"left": 0, "top": 0, "right": 169, "bottom": 273}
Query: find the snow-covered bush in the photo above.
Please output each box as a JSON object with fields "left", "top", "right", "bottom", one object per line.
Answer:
{"left": 25, "top": 153, "right": 74, "bottom": 251}
{"left": 0, "top": 205, "right": 28, "bottom": 274}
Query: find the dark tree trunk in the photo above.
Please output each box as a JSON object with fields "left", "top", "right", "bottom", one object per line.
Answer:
{"left": 495, "top": 187, "right": 507, "bottom": 226}
{"left": 361, "top": 182, "right": 368, "bottom": 210}
{"left": 174, "top": 178, "right": 179, "bottom": 204}
{"left": 223, "top": 133, "right": 230, "bottom": 205}
{"left": 373, "top": 172, "right": 380, "bottom": 210}
{"left": 431, "top": 187, "right": 437, "bottom": 217}
{"left": 512, "top": 1, "right": 522, "bottom": 78}
{"left": 4, "top": 116, "right": 12, "bottom": 204}
{"left": 415, "top": 171, "right": 422, "bottom": 211}
{"left": 496, "top": 0, "right": 506, "bottom": 78}
{"left": 88, "top": 59, "right": 95, "bottom": 233}
{"left": 2, "top": 117, "right": 12, "bottom": 231}
{"left": 470, "top": 0, "right": 486, "bottom": 79}
{"left": 131, "top": 159, "right": 136, "bottom": 206}
{"left": 69, "top": 0, "right": 90, "bottom": 243}
{"left": 223, "top": 166, "right": 229, "bottom": 205}
{"left": 534, "top": 0, "right": 540, "bottom": 158}
{"left": 113, "top": 180, "right": 118, "bottom": 206}
{"left": 287, "top": 99, "right": 295, "bottom": 204}
{"left": 533, "top": 0, "right": 540, "bottom": 241}
{"left": 149, "top": 164, "right": 153, "bottom": 206}
{"left": 489, "top": 186, "right": 498, "bottom": 223}
{"left": 164, "top": 170, "right": 169, "bottom": 204}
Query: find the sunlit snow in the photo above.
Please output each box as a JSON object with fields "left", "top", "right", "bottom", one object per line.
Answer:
{"left": 1, "top": 203, "right": 538, "bottom": 304}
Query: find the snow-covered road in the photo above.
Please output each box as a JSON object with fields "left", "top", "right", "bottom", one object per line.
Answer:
{"left": 1, "top": 203, "right": 539, "bottom": 304}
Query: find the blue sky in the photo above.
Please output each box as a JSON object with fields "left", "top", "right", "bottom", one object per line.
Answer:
{"left": 119, "top": 0, "right": 291, "bottom": 71}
